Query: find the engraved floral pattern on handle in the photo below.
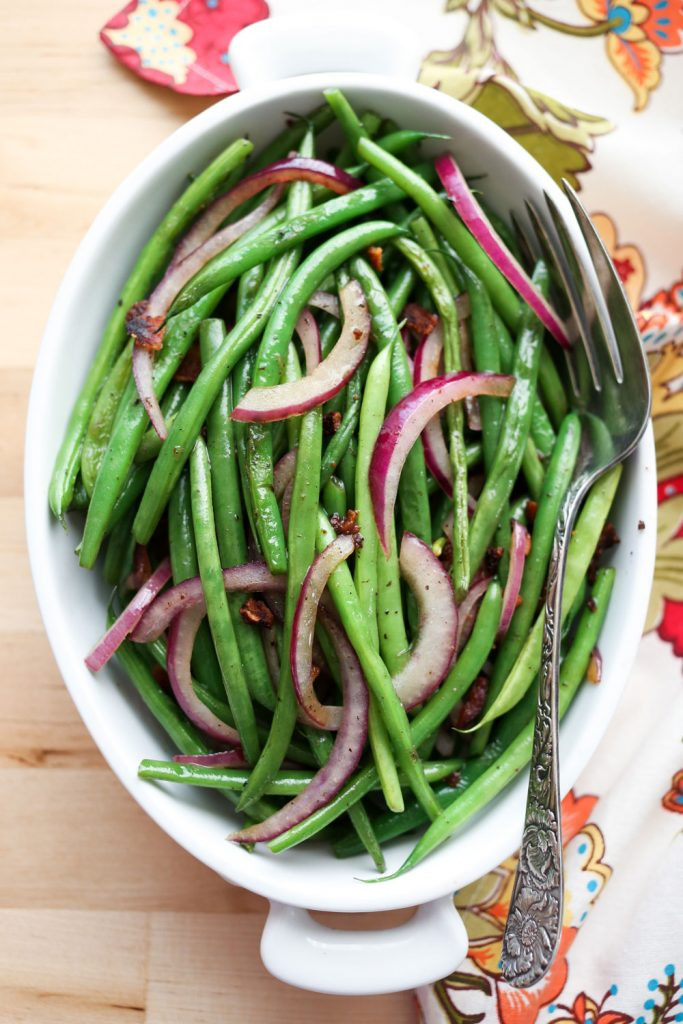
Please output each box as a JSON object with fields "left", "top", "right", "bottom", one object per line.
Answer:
{"left": 500, "top": 514, "right": 568, "bottom": 988}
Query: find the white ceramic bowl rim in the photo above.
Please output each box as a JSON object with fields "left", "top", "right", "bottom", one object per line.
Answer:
{"left": 25, "top": 70, "right": 657, "bottom": 919}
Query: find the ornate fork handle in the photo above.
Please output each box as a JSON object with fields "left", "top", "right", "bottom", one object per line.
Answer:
{"left": 500, "top": 503, "right": 574, "bottom": 988}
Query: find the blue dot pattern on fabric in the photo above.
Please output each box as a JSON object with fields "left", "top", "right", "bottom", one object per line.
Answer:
{"left": 148, "top": 6, "right": 157, "bottom": 14}
{"left": 578, "top": 842, "right": 587, "bottom": 854}
{"left": 644, "top": 999, "right": 655, "bottom": 1011}
{"left": 665, "top": 963, "right": 675, "bottom": 976}
{"left": 219, "top": 50, "right": 230, "bottom": 64}
{"left": 675, "top": 1015, "right": 683, "bottom": 1023}
{"left": 548, "top": 1005, "right": 556, "bottom": 1014}
{"left": 610, "top": 984, "right": 618, "bottom": 996}
{"left": 636, "top": 1017, "right": 645, "bottom": 1024}
{"left": 648, "top": 979, "right": 659, "bottom": 991}
{"left": 587, "top": 879, "right": 598, "bottom": 892}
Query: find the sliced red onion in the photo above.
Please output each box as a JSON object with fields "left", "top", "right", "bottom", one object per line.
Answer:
{"left": 174, "top": 749, "right": 246, "bottom": 767}
{"left": 391, "top": 533, "right": 458, "bottom": 709}
{"left": 132, "top": 345, "right": 168, "bottom": 440}
{"left": 131, "top": 562, "right": 286, "bottom": 644}
{"left": 167, "top": 606, "right": 241, "bottom": 744}
{"left": 413, "top": 323, "right": 452, "bottom": 497}
{"left": 295, "top": 308, "right": 321, "bottom": 373}
{"left": 273, "top": 450, "right": 297, "bottom": 500}
{"left": 290, "top": 534, "right": 356, "bottom": 730}
{"left": 455, "top": 577, "right": 490, "bottom": 654}
{"left": 497, "top": 520, "right": 530, "bottom": 640}
{"left": 232, "top": 599, "right": 368, "bottom": 844}
{"left": 370, "top": 371, "right": 515, "bottom": 555}
{"left": 232, "top": 279, "right": 371, "bottom": 422}
{"left": 308, "top": 290, "right": 340, "bottom": 318}
{"left": 435, "top": 153, "right": 570, "bottom": 349}
{"left": 173, "top": 157, "right": 362, "bottom": 267}
{"left": 85, "top": 557, "right": 172, "bottom": 672}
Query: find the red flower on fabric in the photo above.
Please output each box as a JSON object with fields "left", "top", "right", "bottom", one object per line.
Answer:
{"left": 101, "top": 0, "right": 269, "bottom": 96}
{"left": 551, "top": 989, "right": 634, "bottom": 1024}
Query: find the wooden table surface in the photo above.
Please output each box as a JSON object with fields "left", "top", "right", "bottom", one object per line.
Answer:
{"left": 0, "top": 5, "right": 416, "bottom": 1020}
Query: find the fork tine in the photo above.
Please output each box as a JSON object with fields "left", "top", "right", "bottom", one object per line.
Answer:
{"left": 524, "top": 199, "right": 602, "bottom": 394}
{"left": 560, "top": 182, "right": 626, "bottom": 383}
{"left": 510, "top": 211, "right": 538, "bottom": 271}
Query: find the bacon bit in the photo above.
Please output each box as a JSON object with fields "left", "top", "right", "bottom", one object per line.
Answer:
{"left": 526, "top": 500, "right": 538, "bottom": 525}
{"left": 174, "top": 343, "right": 202, "bottom": 382}
{"left": 586, "top": 596, "right": 597, "bottom": 613}
{"left": 638, "top": 519, "right": 645, "bottom": 530}
{"left": 523, "top": 532, "right": 532, "bottom": 556}
{"left": 587, "top": 522, "right": 620, "bottom": 583}
{"left": 367, "top": 245, "right": 383, "bottom": 273}
{"left": 240, "top": 598, "right": 275, "bottom": 629}
{"left": 587, "top": 648, "right": 602, "bottom": 684}
{"left": 126, "top": 300, "right": 165, "bottom": 350}
{"left": 352, "top": 328, "right": 363, "bottom": 339}
{"left": 151, "top": 663, "right": 170, "bottom": 690}
{"left": 124, "top": 545, "right": 152, "bottom": 592}
{"left": 309, "top": 663, "right": 321, "bottom": 684}
{"left": 404, "top": 302, "right": 438, "bottom": 339}
{"left": 484, "top": 546, "right": 504, "bottom": 575}
{"left": 323, "top": 411, "right": 342, "bottom": 437}
{"left": 446, "top": 771, "right": 462, "bottom": 788}
{"left": 330, "top": 509, "right": 361, "bottom": 536}
{"left": 515, "top": 595, "right": 524, "bottom": 608}
{"left": 440, "top": 539, "right": 453, "bottom": 570}
{"left": 456, "top": 676, "right": 489, "bottom": 729}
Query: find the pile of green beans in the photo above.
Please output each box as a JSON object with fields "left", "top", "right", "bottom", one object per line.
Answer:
{"left": 52, "top": 91, "right": 622, "bottom": 874}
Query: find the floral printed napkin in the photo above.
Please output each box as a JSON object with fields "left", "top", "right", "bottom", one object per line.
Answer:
{"left": 100, "top": 1, "right": 683, "bottom": 1017}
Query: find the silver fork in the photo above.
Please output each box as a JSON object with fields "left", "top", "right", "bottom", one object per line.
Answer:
{"left": 499, "top": 182, "right": 651, "bottom": 989}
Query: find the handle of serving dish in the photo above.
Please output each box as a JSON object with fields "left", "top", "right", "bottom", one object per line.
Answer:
{"left": 260, "top": 897, "right": 468, "bottom": 995}
{"left": 229, "top": 16, "right": 421, "bottom": 89}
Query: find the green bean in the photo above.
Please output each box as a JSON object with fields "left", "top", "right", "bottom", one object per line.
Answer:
{"left": 489, "top": 310, "right": 556, "bottom": 458}
{"left": 472, "top": 412, "right": 582, "bottom": 755}
{"left": 409, "top": 215, "right": 462, "bottom": 303}
{"left": 355, "top": 134, "right": 522, "bottom": 331}
{"left": 350, "top": 256, "right": 431, "bottom": 544}
{"left": 468, "top": 263, "right": 548, "bottom": 578}
{"left": 283, "top": 343, "right": 303, "bottom": 451}
{"left": 322, "top": 476, "right": 347, "bottom": 519}
{"left": 316, "top": 511, "right": 441, "bottom": 821}
{"left": 81, "top": 340, "right": 133, "bottom": 495}
{"left": 168, "top": 470, "right": 225, "bottom": 703}
{"left": 49, "top": 138, "right": 253, "bottom": 520}
{"left": 459, "top": 262, "right": 503, "bottom": 466}
{"left": 173, "top": 179, "right": 412, "bottom": 313}
{"left": 134, "top": 383, "right": 188, "bottom": 465}
{"left": 246, "top": 129, "right": 316, "bottom": 571}
{"left": 338, "top": 437, "right": 357, "bottom": 510}
{"left": 335, "top": 109, "right": 382, "bottom": 167}
{"left": 138, "top": 755, "right": 463, "bottom": 797}
{"left": 237, "top": 395, "right": 323, "bottom": 809}
{"left": 521, "top": 438, "right": 545, "bottom": 500}
{"left": 200, "top": 320, "right": 275, "bottom": 712}
{"left": 385, "top": 567, "right": 616, "bottom": 877}
{"left": 79, "top": 285, "right": 227, "bottom": 568}
{"left": 386, "top": 264, "right": 415, "bottom": 318}
{"left": 472, "top": 463, "right": 621, "bottom": 728}
{"left": 539, "top": 345, "right": 569, "bottom": 429}
{"left": 103, "top": 507, "right": 136, "bottom": 587}
{"left": 393, "top": 233, "right": 469, "bottom": 600}
{"left": 107, "top": 463, "right": 151, "bottom": 532}
{"left": 320, "top": 371, "right": 362, "bottom": 486}
{"left": 377, "top": 517, "right": 410, "bottom": 674}
{"left": 190, "top": 437, "right": 260, "bottom": 763}
{"left": 68, "top": 475, "right": 90, "bottom": 512}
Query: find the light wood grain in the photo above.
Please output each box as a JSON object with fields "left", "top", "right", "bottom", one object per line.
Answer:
{"left": 0, "top": 3, "right": 415, "bottom": 1019}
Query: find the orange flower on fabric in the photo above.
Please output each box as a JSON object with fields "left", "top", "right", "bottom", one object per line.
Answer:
{"left": 662, "top": 769, "right": 683, "bottom": 813}
{"left": 576, "top": 0, "right": 664, "bottom": 108}
{"left": 551, "top": 988, "right": 634, "bottom": 1024}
